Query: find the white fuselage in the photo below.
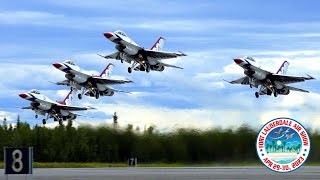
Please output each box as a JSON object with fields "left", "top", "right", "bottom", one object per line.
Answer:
{"left": 234, "top": 58, "right": 287, "bottom": 93}
{"left": 104, "top": 31, "right": 160, "bottom": 65}
{"left": 234, "top": 59, "right": 268, "bottom": 80}
{"left": 20, "top": 92, "right": 71, "bottom": 116}
{"left": 54, "top": 62, "right": 110, "bottom": 92}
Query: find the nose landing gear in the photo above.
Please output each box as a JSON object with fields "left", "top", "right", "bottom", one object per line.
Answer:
{"left": 255, "top": 92, "right": 259, "bottom": 98}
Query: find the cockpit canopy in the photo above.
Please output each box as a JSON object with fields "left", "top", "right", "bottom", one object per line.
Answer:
{"left": 243, "top": 56, "right": 255, "bottom": 62}
{"left": 115, "top": 30, "right": 127, "bottom": 37}
{"left": 64, "top": 60, "right": 76, "bottom": 66}
{"left": 29, "top": 89, "right": 40, "bottom": 94}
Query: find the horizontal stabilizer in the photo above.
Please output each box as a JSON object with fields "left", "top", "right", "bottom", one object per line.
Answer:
{"left": 20, "top": 106, "right": 33, "bottom": 109}
{"left": 48, "top": 80, "right": 70, "bottom": 86}
{"left": 287, "top": 86, "right": 310, "bottom": 93}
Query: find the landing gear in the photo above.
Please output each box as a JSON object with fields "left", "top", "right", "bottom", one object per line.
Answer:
{"left": 59, "top": 119, "right": 63, "bottom": 125}
{"left": 250, "top": 84, "right": 252, "bottom": 88}
{"left": 146, "top": 64, "right": 151, "bottom": 73}
{"left": 128, "top": 67, "right": 132, "bottom": 73}
{"left": 78, "top": 94, "right": 82, "bottom": 99}
{"left": 121, "top": 59, "right": 123, "bottom": 63}
{"left": 255, "top": 92, "right": 259, "bottom": 98}
{"left": 35, "top": 114, "right": 38, "bottom": 118}
{"left": 95, "top": 91, "right": 100, "bottom": 99}
{"left": 274, "top": 91, "right": 278, "bottom": 97}
{"left": 43, "top": 113, "right": 50, "bottom": 125}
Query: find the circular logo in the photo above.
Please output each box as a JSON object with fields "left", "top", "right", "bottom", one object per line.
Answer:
{"left": 256, "top": 117, "right": 310, "bottom": 173}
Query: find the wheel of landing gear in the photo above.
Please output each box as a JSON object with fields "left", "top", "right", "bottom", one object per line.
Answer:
{"left": 59, "top": 120, "right": 63, "bottom": 125}
{"left": 121, "top": 59, "right": 123, "bottom": 63}
{"left": 35, "top": 114, "right": 38, "bottom": 118}
{"left": 42, "top": 119, "right": 46, "bottom": 125}
{"left": 128, "top": 67, "right": 132, "bottom": 73}
{"left": 274, "top": 92, "right": 278, "bottom": 97}
{"left": 146, "top": 65, "right": 150, "bottom": 73}
{"left": 95, "top": 92, "right": 100, "bottom": 99}
{"left": 255, "top": 92, "right": 259, "bottom": 98}
{"left": 78, "top": 93, "right": 82, "bottom": 99}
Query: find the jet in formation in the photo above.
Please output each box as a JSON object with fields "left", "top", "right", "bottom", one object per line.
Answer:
{"left": 225, "top": 56, "right": 315, "bottom": 98}
{"left": 99, "top": 30, "right": 187, "bottom": 73}
{"left": 52, "top": 60, "right": 132, "bottom": 99}
{"left": 19, "top": 89, "right": 94, "bottom": 125}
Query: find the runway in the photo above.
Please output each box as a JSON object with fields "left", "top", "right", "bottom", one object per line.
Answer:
{"left": 1, "top": 166, "right": 320, "bottom": 180}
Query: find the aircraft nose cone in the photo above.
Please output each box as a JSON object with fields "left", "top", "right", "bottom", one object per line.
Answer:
{"left": 233, "top": 58, "right": 243, "bottom": 64}
{"left": 53, "top": 63, "right": 62, "bottom": 69}
{"left": 19, "top": 93, "right": 28, "bottom": 98}
{"left": 103, "top": 32, "right": 113, "bottom": 38}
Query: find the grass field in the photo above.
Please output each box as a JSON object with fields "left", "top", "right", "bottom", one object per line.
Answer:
{"left": 0, "top": 162, "right": 319, "bottom": 168}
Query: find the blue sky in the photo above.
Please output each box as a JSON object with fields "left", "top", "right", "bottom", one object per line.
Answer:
{"left": 1, "top": 0, "right": 320, "bottom": 130}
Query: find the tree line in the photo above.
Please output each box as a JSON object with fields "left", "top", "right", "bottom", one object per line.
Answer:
{"left": 0, "top": 116, "right": 319, "bottom": 163}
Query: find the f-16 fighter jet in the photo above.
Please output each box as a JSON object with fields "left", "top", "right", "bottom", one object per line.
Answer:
{"left": 19, "top": 89, "right": 94, "bottom": 125}
{"left": 52, "top": 60, "right": 132, "bottom": 100}
{"left": 286, "top": 133, "right": 295, "bottom": 139}
{"left": 274, "top": 127, "right": 283, "bottom": 138}
{"left": 99, "top": 30, "right": 187, "bottom": 73}
{"left": 225, "top": 56, "right": 315, "bottom": 98}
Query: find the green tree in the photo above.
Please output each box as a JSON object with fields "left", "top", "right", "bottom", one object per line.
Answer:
{"left": 3, "top": 117, "right": 7, "bottom": 130}
{"left": 16, "top": 115, "right": 21, "bottom": 129}
{"left": 282, "top": 141, "right": 286, "bottom": 152}
{"left": 272, "top": 140, "right": 276, "bottom": 152}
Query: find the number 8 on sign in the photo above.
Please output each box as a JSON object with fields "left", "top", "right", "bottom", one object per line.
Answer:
{"left": 12, "top": 149, "right": 23, "bottom": 172}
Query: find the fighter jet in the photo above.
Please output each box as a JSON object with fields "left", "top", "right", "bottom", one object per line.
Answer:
{"left": 225, "top": 56, "right": 315, "bottom": 98}
{"left": 274, "top": 127, "right": 283, "bottom": 137}
{"left": 52, "top": 60, "right": 132, "bottom": 100}
{"left": 99, "top": 30, "right": 187, "bottom": 73}
{"left": 19, "top": 89, "right": 94, "bottom": 125}
{"left": 286, "top": 133, "right": 295, "bottom": 139}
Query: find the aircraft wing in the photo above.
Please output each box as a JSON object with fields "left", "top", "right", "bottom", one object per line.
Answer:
{"left": 105, "top": 86, "right": 131, "bottom": 93}
{"left": 159, "top": 62, "right": 183, "bottom": 69}
{"left": 98, "top": 52, "right": 120, "bottom": 59}
{"left": 85, "top": 86, "right": 131, "bottom": 96}
{"left": 270, "top": 74, "right": 314, "bottom": 84}
{"left": 287, "top": 86, "right": 310, "bottom": 93}
{"left": 55, "top": 104, "right": 95, "bottom": 111}
{"left": 144, "top": 50, "right": 187, "bottom": 60}
{"left": 90, "top": 76, "right": 133, "bottom": 85}
{"left": 49, "top": 80, "right": 70, "bottom": 86}
{"left": 70, "top": 112, "right": 93, "bottom": 118}
{"left": 224, "top": 76, "right": 250, "bottom": 85}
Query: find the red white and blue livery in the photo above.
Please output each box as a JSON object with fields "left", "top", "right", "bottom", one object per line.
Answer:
{"left": 52, "top": 60, "right": 132, "bottom": 99}
{"left": 225, "top": 56, "right": 315, "bottom": 98}
{"left": 99, "top": 30, "right": 187, "bottom": 73}
{"left": 19, "top": 89, "right": 94, "bottom": 125}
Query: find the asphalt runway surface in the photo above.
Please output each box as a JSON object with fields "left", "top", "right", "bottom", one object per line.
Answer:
{"left": 1, "top": 166, "right": 320, "bottom": 180}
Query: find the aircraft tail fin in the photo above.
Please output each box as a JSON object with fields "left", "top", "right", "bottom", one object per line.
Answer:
{"left": 58, "top": 89, "right": 77, "bottom": 106}
{"left": 100, "top": 63, "right": 114, "bottom": 78}
{"left": 276, "top": 61, "right": 289, "bottom": 75}
{"left": 150, "top": 37, "right": 165, "bottom": 51}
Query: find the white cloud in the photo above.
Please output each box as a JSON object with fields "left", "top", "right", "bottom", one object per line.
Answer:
{"left": 0, "top": 11, "right": 64, "bottom": 25}
{"left": 259, "top": 111, "right": 292, "bottom": 125}
{"left": 279, "top": 92, "right": 305, "bottom": 107}
{"left": 2, "top": 10, "right": 320, "bottom": 34}
{"left": 0, "top": 63, "right": 64, "bottom": 89}
{"left": 0, "top": 111, "right": 18, "bottom": 122}
{"left": 89, "top": 103, "right": 249, "bottom": 130}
